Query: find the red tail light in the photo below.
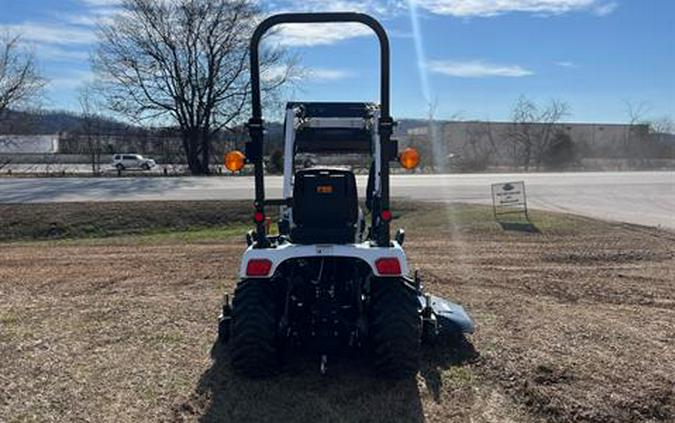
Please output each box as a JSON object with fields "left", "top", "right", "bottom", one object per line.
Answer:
{"left": 381, "top": 209, "right": 392, "bottom": 222}
{"left": 246, "top": 259, "right": 272, "bottom": 276}
{"left": 254, "top": 211, "right": 265, "bottom": 223}
{"left": 375, "top": 257, "right": 401, "bottom": 276}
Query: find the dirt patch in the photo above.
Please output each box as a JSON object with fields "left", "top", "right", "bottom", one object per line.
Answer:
{"left": 0, "top": 203, "right": 673, "bottom": 422}
{"left": 407, "top": 210, "right": 674, "bottom": 423}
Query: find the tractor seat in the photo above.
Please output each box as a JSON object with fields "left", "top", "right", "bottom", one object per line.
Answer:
{"left": 291, "top": 168, "right": 358, "bottom": 244}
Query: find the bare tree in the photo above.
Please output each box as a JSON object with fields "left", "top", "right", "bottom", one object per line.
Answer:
{"left": 0, "top": 134, "right": 15, "bottom": 170}
{"left": 650, "top": 116, "right": 674, "bottom": 135}
{"left": 78, "top": 86, "right": 103, "bottom": 175}
{"left": 623, "top": 100, "right": 652, "bottom": 163}
{"left": 462, "top": 121, "right": 498, "bottom": 171}
{"left": 507, "top": 96, "right": 569, "bottom": 170}
{"left": 625, "top": 100, "right": 650, "bottom": 126}
{"left": 507, "top": 97, "right": 536, "bottom": 170}
{"left": 649, "top": 116, "right": 675, "bottom": 160}
{"left": 93, "top": 0, "right": 293, "bottom": 175}
{"left": 0, "top": 33, "right": 45, "bottom": 119}
{"left": 0, "top": 33, "right": 44, "bottom": 171}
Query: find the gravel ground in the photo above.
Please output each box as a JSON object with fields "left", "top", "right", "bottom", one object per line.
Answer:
{"left": 0, "top": 203, "right": 673, "bottom": 422}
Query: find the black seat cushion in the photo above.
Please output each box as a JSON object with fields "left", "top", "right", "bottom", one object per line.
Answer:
{"left": 292, "top": 168, "right": 358, "bottom": 244}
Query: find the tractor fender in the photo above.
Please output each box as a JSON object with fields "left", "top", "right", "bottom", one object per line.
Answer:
{"left": 238, "top": 241, "right": 410, "bottom": 278}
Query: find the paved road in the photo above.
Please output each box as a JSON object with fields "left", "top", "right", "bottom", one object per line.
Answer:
{"left": 1, "top": 171, "right": 673, "bottom": 229}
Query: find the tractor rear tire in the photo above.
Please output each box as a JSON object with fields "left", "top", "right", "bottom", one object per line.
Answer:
{"left": 369, "top": 277, "right": 421, "bottom": 378}
{"left": 230, "top": 279, "right": 277, "bottom": 377}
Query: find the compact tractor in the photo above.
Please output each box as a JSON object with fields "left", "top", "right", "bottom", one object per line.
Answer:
{"left": 219, "top": 12, "right": 474, "bottom": 378}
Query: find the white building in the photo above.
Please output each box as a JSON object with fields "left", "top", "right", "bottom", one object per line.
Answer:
{"left": 0, "top": 135, "right": 59, "bottom": 154}
{"left": 407, "top": 121, "right": 650, "bottom": 163}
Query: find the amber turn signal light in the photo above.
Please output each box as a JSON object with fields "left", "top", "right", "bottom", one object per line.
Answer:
{"left": 399, "top": 147, "right": 420, "bottom": 170}
{"left": 224, "top": 150, "right": 246, "bottom": 172}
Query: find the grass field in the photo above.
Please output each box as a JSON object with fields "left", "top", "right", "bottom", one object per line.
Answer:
{"left": 0, "top": 200, "right": 257, "bottom": 242}
{"left": 0, "top": 201, "right": 673, "bottom": 422}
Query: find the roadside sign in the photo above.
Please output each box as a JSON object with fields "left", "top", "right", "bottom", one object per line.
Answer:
{"left": 491, "top": 181, "right": 528, "bottom": 219}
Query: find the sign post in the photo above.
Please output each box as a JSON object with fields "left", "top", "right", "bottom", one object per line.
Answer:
{"left": 491, "top": 181, "right": 528, "bottom": 220}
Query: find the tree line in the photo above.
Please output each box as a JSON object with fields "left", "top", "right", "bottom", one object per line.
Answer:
{"left": 1, "top": 0, "right": 673, "bottom": 174}
{"left": 2, "top": 0, "right": 293, "bottom": 175}
{"left": 407, "top": 96, "right": 673, "bottom": 172}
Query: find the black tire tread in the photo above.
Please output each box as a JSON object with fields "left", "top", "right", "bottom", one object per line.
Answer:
{"left": 230, "top": 279, "right": 277, "bottom": 377}
{"left": 369, "top": 278, "right": 421, "bottom": 378}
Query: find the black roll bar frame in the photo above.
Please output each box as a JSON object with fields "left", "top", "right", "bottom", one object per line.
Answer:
{"left": 247, "top": 12, "right": 394, "bottom": 247}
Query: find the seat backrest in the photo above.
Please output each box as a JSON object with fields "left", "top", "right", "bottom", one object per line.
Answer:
{"left": 293, "top": 168, "right": 358, "bottom": 228}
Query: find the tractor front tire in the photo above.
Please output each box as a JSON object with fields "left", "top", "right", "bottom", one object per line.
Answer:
{"left": 369, "top": 278, "right": 421, "bottom": 378}
{"left": 230, "top": 279, "right": 277, "bottom": 377}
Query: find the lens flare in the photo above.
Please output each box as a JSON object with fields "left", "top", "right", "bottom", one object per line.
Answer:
{"left": 407, "top": 0, "right": 448, "bottom": 172}
{"left": 408, "top": 0, "right": 431, "bottom": 105}
{"left": 407, "top": 2, "right": 471, "bottom": 278}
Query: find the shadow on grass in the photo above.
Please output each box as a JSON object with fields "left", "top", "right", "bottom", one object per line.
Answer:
{"left": 420, "top": 335, "right": 480, "bottom": 404}
{"left": 495, "top": 214, "right": 541, "bottom": 234}
{"left": 497, "top": 220, "right": 540, "bottom": 233}
{"left": 174, "top": 336, "right": 478, "bottom": 423}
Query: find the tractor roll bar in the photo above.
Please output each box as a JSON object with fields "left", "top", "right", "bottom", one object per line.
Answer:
{"left": 248, "top": 13, "right": 393, "bottom": 247}
{"left": 249, "top": 12, "right": 391, "bottom": 120}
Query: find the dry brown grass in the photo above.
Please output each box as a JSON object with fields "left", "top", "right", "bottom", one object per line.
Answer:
{"left": 0, "top": 202, "right": 673, "bottom": 422}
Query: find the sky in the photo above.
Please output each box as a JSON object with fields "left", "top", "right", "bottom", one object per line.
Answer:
{"left": 0, "top": 0, "right": 673, "bottom": 123}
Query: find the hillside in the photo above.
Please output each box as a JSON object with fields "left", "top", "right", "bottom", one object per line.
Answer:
{"left": 0, "top": 110, "right": 134, "bottom": 135}
{"left": 0, "top": 109, "right": 429, "bottom": 139}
